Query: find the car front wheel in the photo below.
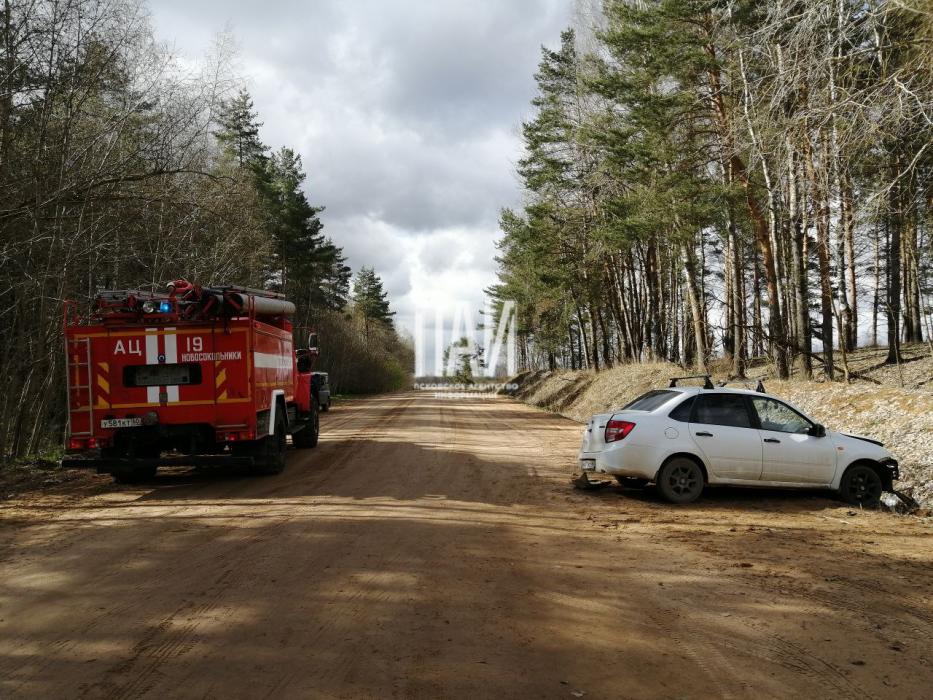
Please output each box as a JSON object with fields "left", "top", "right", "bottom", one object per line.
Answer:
{"left": 840, "top": 464, "right": 883, "bottom": 508}
{"left": 657, "top": 457, "right": 704, "bottom": 504}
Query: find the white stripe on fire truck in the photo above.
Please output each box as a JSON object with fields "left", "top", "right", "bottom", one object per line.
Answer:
{"left": 254, "top": 352, "right": 292, "bottom": 370}
{"left": 145, "top": 328, "right": 159, "bottom": 403}
{"left": 164, "top": 328, "right": 179, "bottom": 402}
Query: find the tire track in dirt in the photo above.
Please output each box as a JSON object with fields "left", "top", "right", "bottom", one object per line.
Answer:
{"left": 77, "top": 511, "right": 302, "bottom": 699}
{"left": 251, "top": 394, "right": 417, "bottom": 499}
{"left": 79, "top": 396, "right": 416, "bottom": 696}
{"left": 2, "top": 393, "right": 931, "bottom": 699}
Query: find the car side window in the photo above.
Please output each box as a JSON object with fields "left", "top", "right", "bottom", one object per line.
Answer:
{"left": 692, "top": 394, "right": 751, "bottom": 428}
{"left": 668, "top": 396, "right": 695, "bottom": 422}
{"left": 751, "top": 397, "right": 812, "bottom": 434}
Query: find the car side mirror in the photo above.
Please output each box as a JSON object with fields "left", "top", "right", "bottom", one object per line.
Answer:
{"left": 307, "top": 332, "right": 319, "bottom": 357}
{"left": 808, "top": 424, "right": 826, "bottom": 438}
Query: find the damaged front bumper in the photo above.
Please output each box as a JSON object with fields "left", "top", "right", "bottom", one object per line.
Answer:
{"left": 879, "top": 457, "right": 899, "bottom": 484}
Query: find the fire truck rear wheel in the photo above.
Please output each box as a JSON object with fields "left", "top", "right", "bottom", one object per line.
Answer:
{"left": 252, "top": 413, "right": 287, "bottom": 475}
{"left": 111, "top": 465, "right": 157, "bottom": 484}
{"left": 292, "top": 400, "right": 320, "bottom": 449}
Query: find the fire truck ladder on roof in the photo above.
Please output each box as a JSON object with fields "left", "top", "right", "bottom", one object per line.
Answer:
{"left": 66, "top": 336, "right": 94, "bottom": 437}
{"left": 216, "top": 285, "right": 285, "bottom": 299}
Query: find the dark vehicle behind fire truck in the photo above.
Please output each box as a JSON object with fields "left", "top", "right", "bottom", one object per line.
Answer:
{"left": 62, "top": 280, "right": 321, "bottom": 482}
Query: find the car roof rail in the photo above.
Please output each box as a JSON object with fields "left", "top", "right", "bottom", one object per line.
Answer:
{"left": 716, "top": 377, "right": 767, "bottom": 393}
{"left": 668, "top": 374, "right": 714, "bottom": 390}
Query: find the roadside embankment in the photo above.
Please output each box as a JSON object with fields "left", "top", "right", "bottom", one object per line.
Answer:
{"left": 508, "top": 363, "right": 933, "bottom": 507}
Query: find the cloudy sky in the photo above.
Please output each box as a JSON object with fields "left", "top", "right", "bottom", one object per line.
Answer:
{"left": 150, "top": 0, "right": 575, "bottom": 371}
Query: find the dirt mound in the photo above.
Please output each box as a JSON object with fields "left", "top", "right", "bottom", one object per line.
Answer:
{"left": 0, "top": 461, "right": 111, "bottom": 501}
{"left": 509, "top": 364, "right": 933, "bottom": 507}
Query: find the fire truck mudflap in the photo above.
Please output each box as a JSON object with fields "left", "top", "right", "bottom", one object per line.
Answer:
{"left": 62, "top": 281, "right": 320, "bottom": 482}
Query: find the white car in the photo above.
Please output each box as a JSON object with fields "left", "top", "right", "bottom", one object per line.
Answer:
{"left": 577, "top": 379, "right": 899, "bottom": 506}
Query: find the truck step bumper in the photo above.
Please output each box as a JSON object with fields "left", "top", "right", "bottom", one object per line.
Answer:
{"left": 61, "top": 455, "right": 255, "bottom": 471}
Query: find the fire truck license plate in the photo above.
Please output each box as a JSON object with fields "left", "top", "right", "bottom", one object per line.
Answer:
{"left": 100, "top": 418, "right": 142, "bottom": 429}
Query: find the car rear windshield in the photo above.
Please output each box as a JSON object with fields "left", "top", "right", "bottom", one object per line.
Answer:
{"left": 621, "top": 390, "right": 679, "bottom": 412}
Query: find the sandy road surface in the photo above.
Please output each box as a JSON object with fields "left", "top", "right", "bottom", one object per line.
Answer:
{"left": 1, "top": 393, "right": 932, "bottom": 699}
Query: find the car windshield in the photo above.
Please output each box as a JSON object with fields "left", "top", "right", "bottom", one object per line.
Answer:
{"left": 622, "top": 390, "right": 679, "bottom": 412}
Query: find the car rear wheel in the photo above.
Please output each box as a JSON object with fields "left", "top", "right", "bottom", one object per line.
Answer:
{"left": 840, "top": 464, "right": 883, "bottom": 508}
{"left": 657, "top": 458, "right": 704, "bottom": 504}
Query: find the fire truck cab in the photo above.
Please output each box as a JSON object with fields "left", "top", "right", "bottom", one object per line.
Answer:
{"left": 62, "top": 281, "right": 321, "bottom": 482}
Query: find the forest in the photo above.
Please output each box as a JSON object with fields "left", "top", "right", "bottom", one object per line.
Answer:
{"left": 0, "top": 0, "right": 411, "bottom": 460}
{"left": 493, "top": 0, "right": 932, "bottom": 379}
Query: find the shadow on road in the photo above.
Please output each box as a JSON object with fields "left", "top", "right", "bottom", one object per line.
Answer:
{"left": 1, "top": 393, "right": 931, "bottom": 698}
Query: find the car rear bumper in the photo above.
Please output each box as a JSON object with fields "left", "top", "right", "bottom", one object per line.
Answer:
{"left": 578, "top": 445, "right": 656, "bottom": 480}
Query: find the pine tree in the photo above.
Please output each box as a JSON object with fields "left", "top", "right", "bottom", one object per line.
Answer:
{"left": 441, "top": 337, "right": 481, "bottom": 384}
{"left": 261, "top": 147, "right": 321, "bottom": 293}
{"left": 215, "top": 89, "right": 267, "bottom": 168}
{"left": 507, "top": 29, "right": 608, "bottom": 369}
{"left": 257, "top": 147, "right": 351, "bottom": 311}
{"left": 352, "top": 267, "right": 395, "bottom": 337}
{"left": 213, "top": 99, "right": 352, "bottom": 312}
{"left": 318, "top": 242, "right": 352, "bottom": 311}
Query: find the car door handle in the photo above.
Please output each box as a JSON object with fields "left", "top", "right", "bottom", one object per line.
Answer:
{"left": 695, "top": 431, "right": 713, "bottom": 437}
{"left": 763, "top": 438, "right": 781, "bottom": 444}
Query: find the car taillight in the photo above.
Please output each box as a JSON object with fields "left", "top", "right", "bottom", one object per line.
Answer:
{"left": 605, "top": 419, "right": 635, "bottom": 443}
{"left": 68, "top": 438, "right": 85, "bottom": 450}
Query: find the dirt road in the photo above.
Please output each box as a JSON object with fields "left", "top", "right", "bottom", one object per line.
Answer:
{"left": 1, "top": 393, "right": 931, "bottom": 698}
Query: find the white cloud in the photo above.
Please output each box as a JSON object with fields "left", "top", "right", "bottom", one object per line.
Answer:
{"left": 149, "top": 0, "right": 572, "bottom": 372}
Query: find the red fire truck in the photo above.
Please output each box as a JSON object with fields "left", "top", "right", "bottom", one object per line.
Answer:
{"left": 61, "top": 281, "right": 321, "bottom": 482}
